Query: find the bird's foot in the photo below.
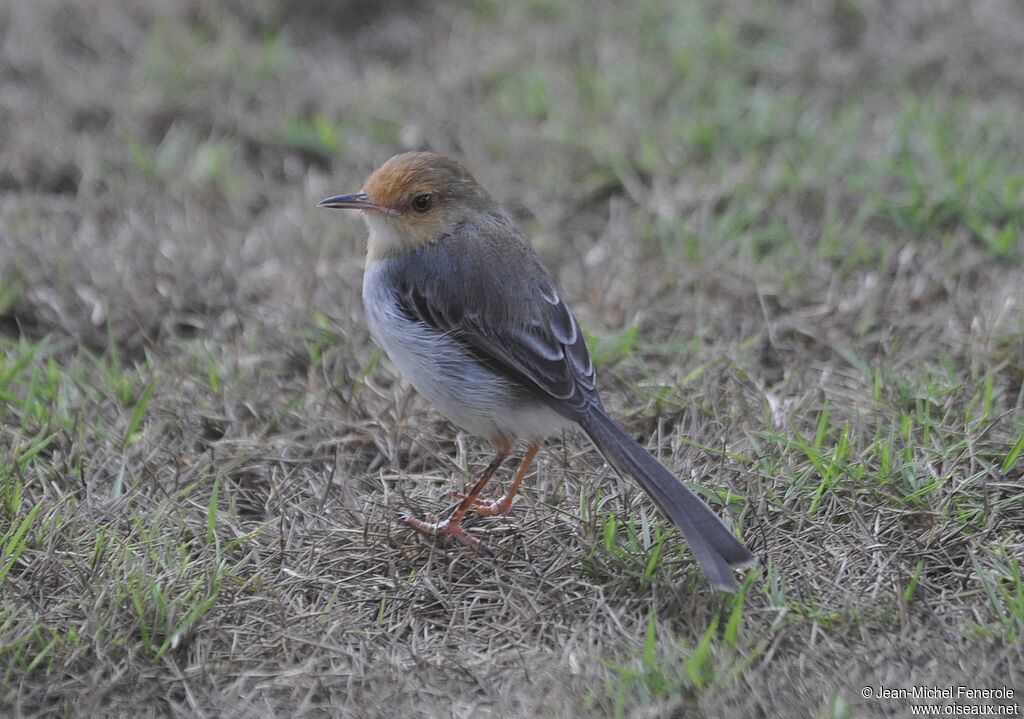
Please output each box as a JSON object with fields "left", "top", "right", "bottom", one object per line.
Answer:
{"left": 402, "top": 511, "right": 493, "bottom": 556}
{"left": 446, "top": 491, "right": 516, "bottom": 517}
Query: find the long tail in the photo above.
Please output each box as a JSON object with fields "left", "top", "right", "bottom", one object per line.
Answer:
{"left": 579, "top": 408, "right": 755, "bottom": 592}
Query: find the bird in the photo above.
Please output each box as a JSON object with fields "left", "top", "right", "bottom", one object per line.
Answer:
{"left": 317, "top": 151, "right": 755, "bottom": 591}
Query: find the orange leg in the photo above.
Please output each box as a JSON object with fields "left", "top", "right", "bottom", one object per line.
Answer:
{"left": 403, "top": 443, "right": 512, "bottom": 555}
{"left": 459, "top": 441, "right": 541, "bottom": 517}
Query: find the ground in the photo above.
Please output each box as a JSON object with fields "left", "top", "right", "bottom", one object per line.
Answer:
{"left": 1, "top": 0, "right": 1023, "bottom": 717}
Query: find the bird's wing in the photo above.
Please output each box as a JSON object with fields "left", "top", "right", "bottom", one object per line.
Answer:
{"left": 387, "top": 222, "right": 600, "bottom": 418}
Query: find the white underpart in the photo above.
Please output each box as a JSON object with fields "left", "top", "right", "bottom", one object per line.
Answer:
{"left": 362, "top": 260, "right": 575, "bottom": 444}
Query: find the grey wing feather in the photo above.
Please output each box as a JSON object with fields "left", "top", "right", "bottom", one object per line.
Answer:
{"left": 391, "top": 223, "right": 600, "bottom": 418}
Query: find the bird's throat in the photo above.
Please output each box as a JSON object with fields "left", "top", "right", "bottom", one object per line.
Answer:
{"left": 364, "top": 214, "right": 446, "bottom": 262}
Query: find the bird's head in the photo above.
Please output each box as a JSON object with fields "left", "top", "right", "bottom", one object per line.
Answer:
{"left": 318, "top": 152, "right": 496, "bottom": 260}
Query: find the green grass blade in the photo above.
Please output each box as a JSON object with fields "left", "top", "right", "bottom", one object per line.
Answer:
{"left": 123, "top": 379, "right": 157, "bottom": 448}
{"left": 0, "top": 502, "right": 43, "bottom": 586}
{"left": 0, "top": 344, "right": 38, "bottom": 391}
{"left": 1003, "top": 433, "right": 1024, "bottom": 473}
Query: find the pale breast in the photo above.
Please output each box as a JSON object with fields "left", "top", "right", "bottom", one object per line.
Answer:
{"left": 361, "top": 260, "right": 573, "bottom": 443}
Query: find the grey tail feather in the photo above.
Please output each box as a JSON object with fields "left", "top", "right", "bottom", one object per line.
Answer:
{"left": 579, "top": 408, "right": 755, "bottom": 592}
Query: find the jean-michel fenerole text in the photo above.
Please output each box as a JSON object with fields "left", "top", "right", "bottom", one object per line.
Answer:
{"left": 871, "top": 686, "right": 1015, "bottom": 701}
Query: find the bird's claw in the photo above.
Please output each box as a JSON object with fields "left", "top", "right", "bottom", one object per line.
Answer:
{"left": 445, "top": 492, "right": 514, "bottom": 517}
{"left": 402, "top": 511, "right": 493, "bottom": 556}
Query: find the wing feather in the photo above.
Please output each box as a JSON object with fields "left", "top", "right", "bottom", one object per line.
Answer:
{"left": 388, "top": 221, "right": 600, "bottom": 417}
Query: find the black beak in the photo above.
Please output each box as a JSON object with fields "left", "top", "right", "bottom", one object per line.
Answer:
{"left": 316, "top": 193, "right": 389, "bottom": 214}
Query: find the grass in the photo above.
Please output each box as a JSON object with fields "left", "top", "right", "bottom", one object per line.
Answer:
{"left": 1, "top": 0, "right": 1023, "bottom": 716}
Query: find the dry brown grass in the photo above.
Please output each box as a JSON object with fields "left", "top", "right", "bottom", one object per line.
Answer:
{"left": 2, "top": 0, "right": 1023, "bottom": 717}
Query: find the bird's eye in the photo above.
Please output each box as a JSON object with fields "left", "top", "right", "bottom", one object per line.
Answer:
{"left": 411, "top": 194, "right": 433, "bottom": 213}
